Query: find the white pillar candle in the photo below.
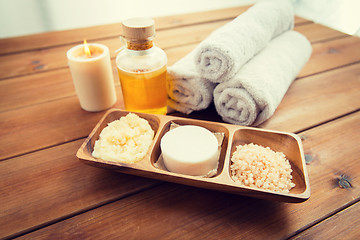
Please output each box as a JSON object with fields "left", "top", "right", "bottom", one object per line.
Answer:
{"left": 67, "top": 42, "right": 117, "bottom": 112}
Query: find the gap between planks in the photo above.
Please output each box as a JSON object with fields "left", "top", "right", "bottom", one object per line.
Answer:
{"left": 293, "top": 108, "right": 360, "bottom": 135}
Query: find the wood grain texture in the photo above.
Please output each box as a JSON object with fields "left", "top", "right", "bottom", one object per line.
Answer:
{"left": 15, "top": 112, "right": 360, "bottom": 240}
{"left": 0, "top": 139, "right": 160, "bottom": 239}
{"left": 299, "top": 36, "right": 360, "bottom": 78}
{"left": 0, "top": 68, "right": 75, "bottom": 112}
{"left": 291, "top": 202, "right": 360, "bottom": 240}
{"left": 0, "top": 67, "right": 120, "bottom": 113}
{"left": 295, "top": 23, "right": 348, "bottom": 43}
{"left": 0, "top": 96, "right": 123, "bottom": 160}
{"left": 259, "top": 63, "right": 360, "bottom": 132}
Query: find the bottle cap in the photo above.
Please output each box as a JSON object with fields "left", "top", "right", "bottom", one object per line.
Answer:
{"left": 121, "top": 18, "right": 155, "bottom": 40}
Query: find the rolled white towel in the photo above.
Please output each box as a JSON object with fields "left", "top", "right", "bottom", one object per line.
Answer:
{"left": 213, "top": 31, "right": 312, "bottom": 126}
{"left": 167, "top": 51, "right": 216, "bottom": 114}
{"left": 195, "top": 0, "right": 294, "bottom": 83}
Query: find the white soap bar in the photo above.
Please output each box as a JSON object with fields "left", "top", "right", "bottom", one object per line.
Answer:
{"left": 160, "top": 125, "right": 219, "bottom": 176}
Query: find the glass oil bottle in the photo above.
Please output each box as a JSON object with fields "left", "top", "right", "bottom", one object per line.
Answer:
{"left": 116, "top": 18, "right": 168, "bottom": 115}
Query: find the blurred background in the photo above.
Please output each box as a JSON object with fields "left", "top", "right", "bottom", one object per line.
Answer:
{"left": 0, "top": 0, "right": 359, "bottom": 39}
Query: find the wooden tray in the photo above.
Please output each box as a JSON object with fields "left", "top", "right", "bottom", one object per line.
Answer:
{"left": 77, "top": 109, "right": 310, "bottom": 203}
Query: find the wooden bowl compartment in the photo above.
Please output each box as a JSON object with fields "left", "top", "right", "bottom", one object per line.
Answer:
{"left": 80, "top": 109, "right": 161, "bottom": 171}
{"left": 92, "top": 110, "right": 161, "bottom": 147}
{"left": 150, "top": 119, "right": 229, "bottom": 177}
{"left": 229, "top": 128, "right": 308, "bottom": 195}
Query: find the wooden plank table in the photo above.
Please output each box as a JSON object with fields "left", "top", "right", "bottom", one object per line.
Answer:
{"left": 1, "top": 5, "right": 360, "bottom": 239}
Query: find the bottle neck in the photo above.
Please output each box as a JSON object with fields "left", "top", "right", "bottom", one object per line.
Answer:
{"left": 126, "top": 39, "right": 153, "bottom": 51}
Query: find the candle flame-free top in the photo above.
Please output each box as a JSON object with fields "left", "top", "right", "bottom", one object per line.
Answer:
{"left": 83, "top": 40, "right": 92, "bottom": 57}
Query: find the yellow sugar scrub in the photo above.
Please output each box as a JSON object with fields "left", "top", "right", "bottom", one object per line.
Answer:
{"left": 230, "top": 143, "right": 295, "bottom": 193}
{"left": 92, "top": 113, "right": 154, "bottom": 163}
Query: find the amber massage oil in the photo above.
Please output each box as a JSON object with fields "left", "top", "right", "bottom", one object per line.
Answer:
{"left": 117, "top": 65, "right": 167, "bottom": 114}
{"left": 116, "top": 17, "right": 168, "bottom": 115}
